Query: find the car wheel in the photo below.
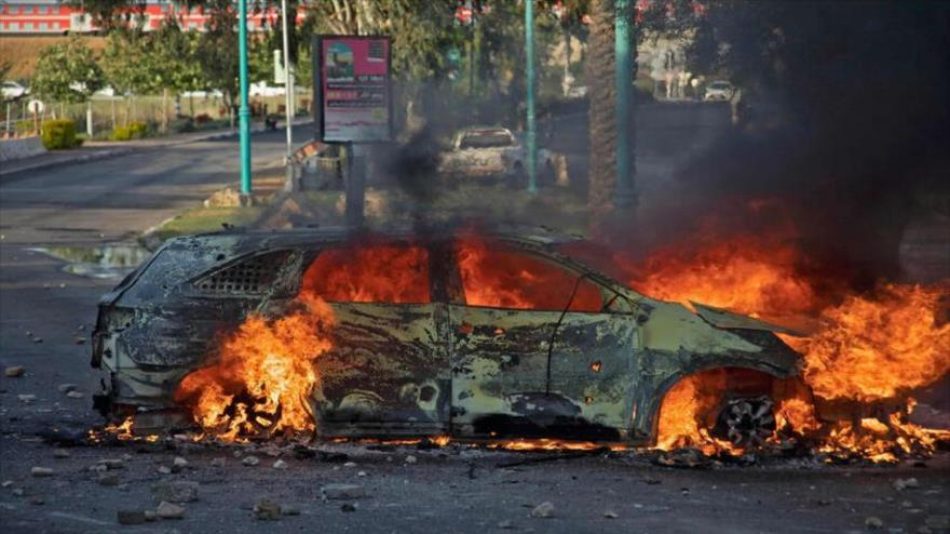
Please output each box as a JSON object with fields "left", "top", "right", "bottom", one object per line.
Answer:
{"left": 713, "top": 395, "right": 777, "bottom": 448}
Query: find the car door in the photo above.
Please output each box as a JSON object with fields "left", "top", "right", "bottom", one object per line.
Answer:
{"left": 298, "top": 239, "right": 451, "bottom": 438}
{"left": 447, "top": 237, "right": 639, "bottom": 441}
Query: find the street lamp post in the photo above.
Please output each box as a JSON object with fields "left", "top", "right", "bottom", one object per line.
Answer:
{"left": 614, "top": 0, "right": 636, "bottom": 208}
{"left": 238, "top": 0, "right": 253, "bottom": 200}
{"left": 280, "top": 0, "right": 295, "bottom": 191}
{"left": 525, "top": 0, "right": 538, "bottom": 194}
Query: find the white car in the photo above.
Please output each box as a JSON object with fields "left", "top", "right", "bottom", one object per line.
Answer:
{"left": 250, "top": 82, "right": 284, "bottom": 97}
{"left": 438, "top": 127, "right": 555, "bottom": 185}
{"left": 704, "top": 80, "right": 735, "bottom": 101}
{"left": 2, "top": 81, "right": 28, "bottom": 100}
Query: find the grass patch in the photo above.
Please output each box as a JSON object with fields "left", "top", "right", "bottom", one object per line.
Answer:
{"left": 148, "top": 206, "right": 263, "bottom": 243}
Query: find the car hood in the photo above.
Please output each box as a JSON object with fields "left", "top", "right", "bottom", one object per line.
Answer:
{"left": 691, "top": 302, "right": 804, "bottom": 336}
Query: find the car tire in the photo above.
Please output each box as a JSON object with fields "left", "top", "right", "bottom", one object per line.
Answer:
{"left": 713, "top": 395, "right": 777, "bottom": 449}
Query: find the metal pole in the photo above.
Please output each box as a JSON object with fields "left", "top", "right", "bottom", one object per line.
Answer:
{"left": 525, "top": 0, "right": 537, "bottom": 194}
{"left": 614, "top": 0, "right": 636, "bottom": 208}
{"left": 238, "top": 0, "right": 253, "bottom": 199}
{"left": 280, "top": 0, "right": 293, "bottom": 168}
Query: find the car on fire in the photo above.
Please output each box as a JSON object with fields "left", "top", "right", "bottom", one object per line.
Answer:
{"left": 92, "top": 227, "right": 804, "bottom": 447}
{"left": 437, "top": 127, "right": 557, "bottom": 185}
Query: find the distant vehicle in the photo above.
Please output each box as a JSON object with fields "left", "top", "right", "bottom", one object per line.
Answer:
{"left": 438, "top": 126, "right": 556, "bottom": 186}
{"left": 704, "top": 80, "right": 735, "bottom": 101}
{"left": 2, "top": 81, "right": 28, "bottom": 100}
{"left": 180, "top": 89, "right": 224, "bottom": 99}
{"left": 250, "top": 82, "right": 284, "bottom": 97}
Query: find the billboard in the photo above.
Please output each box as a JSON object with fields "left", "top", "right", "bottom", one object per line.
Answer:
{"left": 314, "top": 36, "right": 393, "bottom": 143}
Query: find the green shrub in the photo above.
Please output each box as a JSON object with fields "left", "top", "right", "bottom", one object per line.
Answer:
{"left": 40, "top": 119, "right": 81, "bottom": 149}
{"left": 109, "top": 120, "right": 150, "bottom": 141}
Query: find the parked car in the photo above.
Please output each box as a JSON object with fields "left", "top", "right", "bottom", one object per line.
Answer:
{"left": 438, "top": 126, "right": 557, "bottom": 186}
{"left": 703, "top": 80, "right": 735, "bottom": 101}
{"left": 2, "top": 81, "right": 28, "bottom": 100}
{"left": 91, "top": 227, "right": 803, "bottom": 447}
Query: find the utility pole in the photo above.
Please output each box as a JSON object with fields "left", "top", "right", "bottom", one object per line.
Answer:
{"left": 525, "top": 0, "right": 537, "bottom": 194}
{"left": 238, "top": 0, "right": 253, "bottom": 201}
{"left": 280, "top": 0, "right": 295, "bottom": 191}
{"left": 614, "top": 0, "right": 636, "bottom": 208}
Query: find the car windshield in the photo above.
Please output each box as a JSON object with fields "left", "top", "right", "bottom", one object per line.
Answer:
{"left": 459, "top": 131, "right": 514, "bottom": 149}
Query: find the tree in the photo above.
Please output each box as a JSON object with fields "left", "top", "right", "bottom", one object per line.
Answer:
{"left": 31, "top": 36, "right": 105, "bottom": 106}
{"left": 585, "top": 0, "right": 618, "bottom": 216}
{"left": 196, "top": 0, "right": 241, "bottom": 128}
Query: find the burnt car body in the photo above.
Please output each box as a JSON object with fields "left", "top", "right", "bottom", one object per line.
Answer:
{"left": 92, "top": 227, "right": 802, "bottom": 444}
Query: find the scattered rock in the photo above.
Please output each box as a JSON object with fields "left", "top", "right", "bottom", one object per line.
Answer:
{"left": 4, "top": 366, "right": 25, "bottom": 378}
{"left": 18, "top": 394, "right": 37, "bottom": 404}
{"left": 530, "top": 502, "right": 555, "bottom": 518}
{"left": 117, "top": 510, "right": 147, "bottom": 525}
{"left": 404, "top": 455, "right": 418, "bottom": 465}
{"left": 272, "top": 459, "right": 288, "bottom": 470}
{"left": 57, "top": 384, "right": 77, "bottom": 394}
{"left": 1, "top": 480, "right": 13, "bottom": 488}
{"left": 66, "top": 391, "right": 85, "bottom": 399}
{"left": 340, "top": 503, "right": 357, "bottom": 512}
{"left": 33, "top": 337, "right": 43, "bottom": 344}
{"left": 322, "top": 483, "right": 366, "bottom": 500}
{"left": 242, "top": 455, "right": 260, "bottom": 467}
{"left": 254, "top": 498, "right": 282, "bottom": 520}
{"left": 157, "top": 466, "right": 172, "bottom": 475}
{"left": 211, "top": 457, "right": 226, "bottom": 468}
{"left": 604, "top": 510, "right": 619, "bottom": 519}
{"left": 655, "top": 448, "right": 710, "bottom": 469}
{"left": 343, "top": 461, "right": 358, "bottom": 468}
{"left": 893, "top": 478, "right": 920, "bottom": 491}
{"left": 151, "top": 481, "right": 199, "bottom": 503}
{"left": 281, "top": 505, "right": 300, "bottom": 516}
{"left": 357, "top": 471, "right": 367, "bottom": 477}
{"left": 173, "top": 456, "right": 188, "bottom": 468}
{"left": 98, "top": 459, "right": 125, "bottom": 470}
{"left": 53, "top": 449, "right": 71, "bottom": 459}
{"left": 89, "top": 464, "right": 108, "bottom": 473}
{"left": 31, "top": 467, "right": 54, "bottom": 477}
{"left": 98, "top": 472, "right": 120, "bottom": 486}
{"left": 156, "top": 501, "right": 185, "bottom": 520}
{"left": 866, "top": 516, "right": 884, "bottom": 530}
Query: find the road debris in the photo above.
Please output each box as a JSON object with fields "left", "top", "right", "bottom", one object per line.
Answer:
{"left": 893, "top": 478, "right": 919, "bottom": 491}
{"left": 156, "top": 501, "right": 185, "bottom": 520}
{"left": 65, "top": 391, "right": 85, "bottom": 399}
{"left": 272, "top": 459, "right": 288, "bottom": 470}
{"left": 30, "top": 467, "right": 54, "bottom": 477}
{"left": 530, "top": 502, "right": 555, "bottom": 518}
{"left": 57, "top": 384, "right": 77, "bottom": 394}
{"left": 242, "top": 455, "right": 260, "bottom": 466}
{"left": 53, "top": 449, "right": 70, "bottom": 459}
{"left": 4, "top": 366, "right": 25, "bottom": 378}
{"left": 864, "top": 516, "right": 884, "bottom": 529}
{"left": 254, "top": 498, "right": 282, "bottom": 520}
{"left": 18, "top": 394, "right": 37, "bottom": 404}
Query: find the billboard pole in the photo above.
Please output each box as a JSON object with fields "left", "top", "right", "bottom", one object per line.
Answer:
{"left": 281, "top": 0, "right": 295, "bottom": 191}
{"left": 238, "top": 0, "right": 253, "bottom": 200}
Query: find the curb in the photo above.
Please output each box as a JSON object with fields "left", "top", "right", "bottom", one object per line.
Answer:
{"left": 0, "top": 120, "right": 313, "bottom": 180}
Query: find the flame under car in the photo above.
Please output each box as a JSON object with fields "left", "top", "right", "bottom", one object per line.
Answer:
{"left": 91, "top": 228, "right": 804, "bottom": 445}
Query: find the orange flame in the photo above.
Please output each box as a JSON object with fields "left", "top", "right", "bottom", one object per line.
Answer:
{"left": 174, "top": 294, "right": 335, "bottom": 441}
{"left": 301, "top": 243, "right": 430, "bottom": 304}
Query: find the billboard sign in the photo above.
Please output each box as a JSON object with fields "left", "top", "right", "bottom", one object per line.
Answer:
{"left": 314, "top": 36, "right": 392, "bottom": 143}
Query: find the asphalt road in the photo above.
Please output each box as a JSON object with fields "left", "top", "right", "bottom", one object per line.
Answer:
{"left": 1, "top": 108, "right": 948, "bottom": 533}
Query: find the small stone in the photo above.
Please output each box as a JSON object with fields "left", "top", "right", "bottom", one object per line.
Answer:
{"left": 31, "top": 467, "right": 54, "bottom": 477}
{"left": 157, "top": 466, "right": 172, "bottom": 475}
{"left": 117, "top": 510, "right": 147, "bottom": 525}
{"left": 156, "top": 501, "right": 185, "bottom": 520}
{"left": 4, "top": 366, "right": 25, "bottom": 378}
{"left": 151, "top": 481, "right": 199, "bottom": 503}
{"left": 1, "top": 480, "right": 13, "bottom": 488}
{"left": 343, "top": 461, "right": 358, "bottom": 468}
{"left": 18, "top": 394, "right": 37, "bottom": 403}
{"left": 33, "top": 337, "right": 43, "bottom": 343}
{"left": 404, "top": 455, "right": 418, "bottom": 464}
{"left": 281, "top": 505, "right": 300, "bottom": 516}
{"left": 357, "top": 470, "right": 367, "bottom": 477}
{"left": 75, "top": 337, "right": 86, "bottom": 345}
{"left": 173, "top": 456, "right": 188, "bottom": 468}
{"left": 98, "top": 472, "right": 120, "bottom": 486}
{"left": 530, "top": 502, "right": 555, "bottom": 518}
{"left": 604, "top": 510, "right": 619, "bottom": 519}
{"left": 66, "top": 391, "right": 84, "bottom": 399}
{"left": 272, "top": 459, "right": 288, "bottom": 470}
{"left": 322, "top": 483, "right": 366, "bottom": 500}
{"left": 340, "top": 503, "right": 357, "bottom": 512}
{"left": 211, "top": 457, "right": 226, "bottom": 468}
{"left": 254, "top": 498, "right": 282, "bottom": 520}
{"left": 242, "top": 455, "right": 260, "bottom": 467}
{"left": 89, "top": 464, "right": 108, "bottom": 473}
{"left": 866, "top": 517, "right": 884, "bottom": 529}
{"left": 53, "top": 449, "right": 71, "bottom": 459}
{"left": 893, "top": 478, "right": 920, "bottom": 491}
{"left": 99, "top": 458, "right": 125, "bottom": 470}
{"left": 57, "top": 384, "right": 77, "bottom": 394}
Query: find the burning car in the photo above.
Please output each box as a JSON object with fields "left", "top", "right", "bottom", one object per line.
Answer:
{"left": 437, "top": 127, "right": 557, "bottom": 185}
{"left": 92, "top": 227, "right": 807, "bottom": 447}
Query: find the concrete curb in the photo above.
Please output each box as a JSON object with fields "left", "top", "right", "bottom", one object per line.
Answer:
{"left": 0, "top": 120, "right": 313, "bottom": 179}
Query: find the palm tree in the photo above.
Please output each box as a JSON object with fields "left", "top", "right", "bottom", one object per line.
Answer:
{"left": 586, "top": 0, "right": 617, "bottom": 217}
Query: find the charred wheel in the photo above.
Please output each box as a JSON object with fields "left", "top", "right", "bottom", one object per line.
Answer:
{"left": 714, "top": 395, "right": 777, "bottom": 448}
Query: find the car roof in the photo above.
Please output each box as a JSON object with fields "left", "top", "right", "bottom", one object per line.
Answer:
{"left": 458, "top": 126, "right": 513, "bottom": 135}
